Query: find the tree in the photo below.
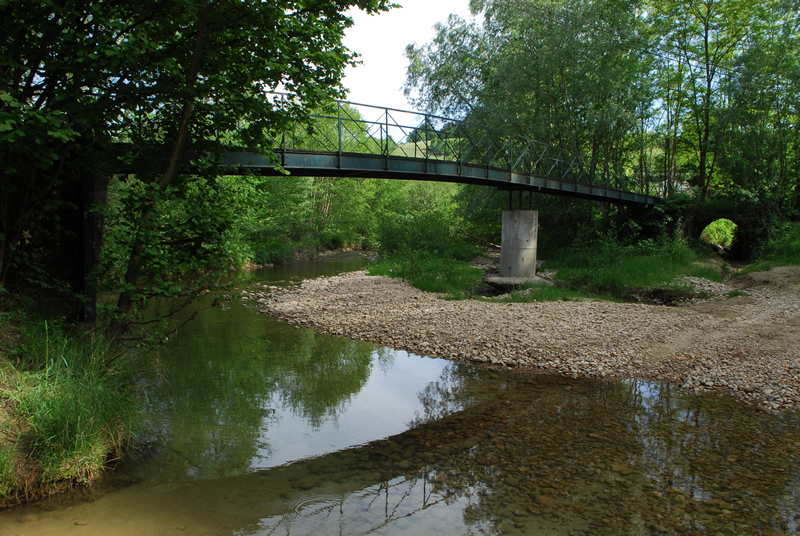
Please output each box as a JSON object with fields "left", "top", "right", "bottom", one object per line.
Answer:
{"left": 650, "top": 0, "right": 758, "bottom": 200}
{"left": 405, "top": 0, "right": 655, "bottom": 246}
{"left": 406, "top": 0, "right": 654, "bottom": 171}
{"left": 717, "top": 0, "right": 800, "bottom": 218}
{"left": 405, "top": 14, "right": 489, "bottom": 119}
{"left": 405, "top": 0, "right": 800, "bottom": 246}
{"left": 0, "top": 0, "right": 393, "bottom": 324}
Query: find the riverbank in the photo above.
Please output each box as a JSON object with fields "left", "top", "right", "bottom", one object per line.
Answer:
{"left": 0, "top": 314, "right": 142, "bottom": 507}
{"left": 252, "top": 266, "right": 800, "bottom": 412}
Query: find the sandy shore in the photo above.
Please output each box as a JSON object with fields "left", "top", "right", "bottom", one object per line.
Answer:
{"left": 249, "top": 266, "right": 800, "bottom": 412}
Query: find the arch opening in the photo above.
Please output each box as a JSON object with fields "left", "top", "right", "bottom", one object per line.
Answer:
{"left": 700, "top": 218, "right": 738, "bottom": 254}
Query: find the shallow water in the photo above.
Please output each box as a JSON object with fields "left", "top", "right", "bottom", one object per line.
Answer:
{"left": 1, "top": 256, "right": 799, "bottom": 535}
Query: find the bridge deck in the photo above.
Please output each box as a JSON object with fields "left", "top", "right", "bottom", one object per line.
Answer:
{"left": 221, "top": 149, "right": 660, "bottom": 206}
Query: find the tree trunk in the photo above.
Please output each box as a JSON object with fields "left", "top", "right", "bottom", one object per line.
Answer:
{"left": 79, "top": 172, "right": 109, "bottom": 323}
{"left": 113, "top": 1, "right": 210, "bottom": 328}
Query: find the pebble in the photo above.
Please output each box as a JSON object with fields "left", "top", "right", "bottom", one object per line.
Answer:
{"left": 252, "top": 267, "right": 800, "bottom": 411}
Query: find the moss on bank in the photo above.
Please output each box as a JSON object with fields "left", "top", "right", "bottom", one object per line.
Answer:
{"left": 0, "top": 310, "right": 144, "bottom": 507}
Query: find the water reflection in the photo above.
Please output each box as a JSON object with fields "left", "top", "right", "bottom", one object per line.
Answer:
{"left": 1, "top": 257, "right": 799, "bottom": 535}
{"left": 234, "top": 374, "right": 800, "bottom": 536}
{"left": 137, "top": 297, "right": 476, "bottom": 484}
{"left": 8, "top": 370, "right": 797, "bottom": 536}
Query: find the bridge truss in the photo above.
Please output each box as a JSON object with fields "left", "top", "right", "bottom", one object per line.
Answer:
{"left": 221, "top": 98, "right": 662, "bottom": 206}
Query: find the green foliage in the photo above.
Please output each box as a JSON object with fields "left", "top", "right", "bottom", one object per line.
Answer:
{"left": 0, "top": 0, "right": 394, "bottom": 317}
{"left": 700, "top": 219, "right": 738, "bottom": 249}
{"left": 367, "top": 179, "right": 487, "bottom": 298}
{"left": 377, "top": 210, "right": 453, "bottom": 255}
{"left": 407, "top": 0, "right": 799, "bottom": 226}
{"left": 252, "top": 240, "right": 295, "bottom": 266}
{"left": 0, "top": 443, "right": 16, "bottom": 497}
{"left": 374, "top": 181, "right": 464, "bottom": 253}
{"left": 547, "top": 238, "right": 721, "bottom": 298}
{"left": 407, "top": 0, "right": 654, "bottom": 162}
{"left": 747, "top": 222, "right": 800, "bottom": 271}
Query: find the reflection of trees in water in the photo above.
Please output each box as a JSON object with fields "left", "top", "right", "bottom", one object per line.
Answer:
{"left": 139, "top": 298, "right": 800, "bottom": 533}
{"left": 626, "top": 379, "right": 800, "bottom": 533}
{"left": 144, "top": 309, "right": 382, "bottom": 480}
{"left": 130, "top": 366, "right": 800, "bottom": 535}
{"left": 410, "top": 362, "right": 475, "bottom": 427}
{"left": 275, "top": 329, "right": 376, "bottom": 428}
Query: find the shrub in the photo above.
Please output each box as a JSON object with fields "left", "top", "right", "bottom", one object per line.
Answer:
{"left": 749, "top": 222, "right": 800, "bottom": 270}
{"left": 252, "top": 240, "right": 294, "bottom": 265}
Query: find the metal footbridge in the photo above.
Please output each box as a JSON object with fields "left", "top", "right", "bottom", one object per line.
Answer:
{"left": 221, "top": 99, "right": 661, "bottom": 206}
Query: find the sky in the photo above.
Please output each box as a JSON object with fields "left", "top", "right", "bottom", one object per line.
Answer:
{"left": 341, "top": 0, "right": 475, "bottom": 113}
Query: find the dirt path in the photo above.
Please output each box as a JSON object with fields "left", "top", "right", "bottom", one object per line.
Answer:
{"left": 250, "top": 266, "right": 800, "bottom": 412}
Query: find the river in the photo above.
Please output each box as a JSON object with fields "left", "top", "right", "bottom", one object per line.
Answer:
{"left": 1, "top": 254, "right": 799, "bottom": 535}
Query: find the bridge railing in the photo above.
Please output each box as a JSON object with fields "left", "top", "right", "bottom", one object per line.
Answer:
{"left": 261, "top": 96, "right": 658, "bottom": 198}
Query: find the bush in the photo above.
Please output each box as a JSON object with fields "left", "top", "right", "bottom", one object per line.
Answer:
{"left": 376, "top": 210, "right": 457, "bottom": 255}
{"left": 252, "top": 240, "right": 294, "bottom": 265}
{"left": 749, "top": 222, "right": 800, "bottom": 271}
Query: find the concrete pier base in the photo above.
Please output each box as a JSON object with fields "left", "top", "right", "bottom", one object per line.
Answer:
{"left": 499, "top": 210, "right": 538, "bottom": 278}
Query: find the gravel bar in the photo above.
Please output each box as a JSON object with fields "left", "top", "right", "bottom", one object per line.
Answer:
{"left": 250, "top": 267, "right": 800, "bottom": 412}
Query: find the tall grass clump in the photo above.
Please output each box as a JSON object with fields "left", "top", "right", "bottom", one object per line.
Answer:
{"left": 547, "top": 237, "right": 721, "bottom": 298}
{"left": 368, "top": 249, "right": 484, "bottom": 299}
{"left": 2, "top": 317, "right": 142, "bottom": 494}
{"left": 0, "top": 443, "right": 17, "bottom": 497}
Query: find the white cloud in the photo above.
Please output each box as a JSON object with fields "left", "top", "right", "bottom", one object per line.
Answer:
{"left": 342, "top": 0, "right": 474, "bottom": 113}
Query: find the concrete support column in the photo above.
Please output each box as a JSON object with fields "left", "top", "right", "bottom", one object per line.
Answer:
{"left": 499, "top": 210, "right": 538, "bottom": 278}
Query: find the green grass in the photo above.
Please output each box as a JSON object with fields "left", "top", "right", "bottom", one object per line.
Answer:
{"left": 0, "top": 313, "right": 143, "bottom": 499}
{"left": 368, "top": 251, "right": 485, "bottom": 299}
{"left": 545, "top": 239, "right": 723, "bottom": 299}
{"left": 369, "top": 238, "right": 730, "bottom": 303}
{"left": 745, "top": 222, "right": 800, "bottom": 272}
{"left": 0, "top": 443, "right": 17, "bottom": 498}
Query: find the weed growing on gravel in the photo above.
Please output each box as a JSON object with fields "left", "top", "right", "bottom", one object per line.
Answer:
{"left": 489, "top": 283, "right": 591, "bottom": 303}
